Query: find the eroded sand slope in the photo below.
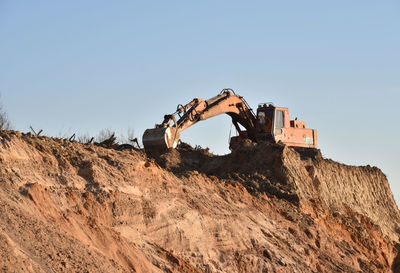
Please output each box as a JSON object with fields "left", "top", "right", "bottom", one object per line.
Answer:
{"left": 0, "top": 131, "right": 399, "bottom": 272}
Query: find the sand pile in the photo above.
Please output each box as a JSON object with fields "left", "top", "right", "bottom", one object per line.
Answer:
{"left": 0, "top": 131, "right": 399, "bottom": 272}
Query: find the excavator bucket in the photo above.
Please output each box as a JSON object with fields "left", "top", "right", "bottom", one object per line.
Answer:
{"left": 142, "top": 127, "right": 180, "bottom": 156}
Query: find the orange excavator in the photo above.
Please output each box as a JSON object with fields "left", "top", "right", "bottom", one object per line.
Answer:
{"left": 142, "top": 89, "right": 317, "bottom": 155}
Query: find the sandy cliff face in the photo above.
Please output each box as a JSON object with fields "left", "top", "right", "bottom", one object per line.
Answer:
{"left": 0, "top": 131, "right": 399, "bottom": 272}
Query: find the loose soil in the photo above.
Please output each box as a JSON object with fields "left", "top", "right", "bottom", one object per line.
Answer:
{"left": 1, "top": 131, "right": 400, "bottom": 272}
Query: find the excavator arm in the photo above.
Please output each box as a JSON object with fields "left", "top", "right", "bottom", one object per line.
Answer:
{"left": 142, "top": 89, "right": 257, "bottom": 155}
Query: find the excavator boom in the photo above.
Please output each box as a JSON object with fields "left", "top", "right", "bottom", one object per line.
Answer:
{"left": 142, "top": 89, "right": 256, "bottom": 155}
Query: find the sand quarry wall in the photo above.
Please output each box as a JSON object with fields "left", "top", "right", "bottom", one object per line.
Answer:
{"left": 0, "top": 131, "right": 400, "bottom": 273}
{"left": 160, "top": 142, "right": 400, "bottom": 241}
{"left": 280, "top": 146, "right": 400, "bottom": 241}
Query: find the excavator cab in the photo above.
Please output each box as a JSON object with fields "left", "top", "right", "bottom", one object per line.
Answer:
{"left": 229, "top": 102, "right": 317, "bottom": 149}
{"left": 255, "top": 103, "right": 317, "bottom": 148}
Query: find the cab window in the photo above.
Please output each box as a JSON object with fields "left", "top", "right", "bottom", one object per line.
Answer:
{"left": 275, "top": 110, "right": 284, "bottom": 128}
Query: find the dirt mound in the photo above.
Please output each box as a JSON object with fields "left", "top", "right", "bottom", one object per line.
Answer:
{"left": 0, "top": 131, "right": 400, "bottom": 272}
{"left": 157, "top": 142, "right": 400, "bottom": 241}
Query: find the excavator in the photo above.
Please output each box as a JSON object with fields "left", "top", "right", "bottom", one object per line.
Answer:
{"left": 142, "top": 89, "right": 317, "bottom": 155}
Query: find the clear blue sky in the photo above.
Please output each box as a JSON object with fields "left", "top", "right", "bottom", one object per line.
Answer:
{"left": 1, "top": 1, "right": 399, "bottom": 202}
